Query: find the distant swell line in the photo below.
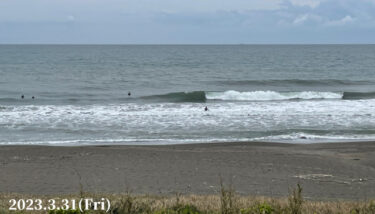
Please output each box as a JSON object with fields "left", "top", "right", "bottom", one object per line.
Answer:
{"left": 215, "top": 79, "right": 375, "bottom": 86}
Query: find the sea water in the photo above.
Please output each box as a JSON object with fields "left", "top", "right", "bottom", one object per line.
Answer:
{"left": 1, "top": 45, "right": 375, "bottom": 145}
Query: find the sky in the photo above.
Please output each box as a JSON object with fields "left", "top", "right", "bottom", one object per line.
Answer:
{"left": 0, "top": 0, "right": 375, "bottom": 44}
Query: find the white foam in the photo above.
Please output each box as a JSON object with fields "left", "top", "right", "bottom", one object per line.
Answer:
{"left": 0, "top": 138, "right": 253, "bottom": 146}
{"left": 206, "top": 90, "right": 343, "bottom": 101}
{"left": 1, "top": 98, "right": 375, "bottom": 145}
{"left": 253, "top": 132, "right": 375, "bottom": 142}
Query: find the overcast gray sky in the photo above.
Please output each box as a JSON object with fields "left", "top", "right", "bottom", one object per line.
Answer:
{"left": 1, "top": 0, "right": 375, "bottom": 44}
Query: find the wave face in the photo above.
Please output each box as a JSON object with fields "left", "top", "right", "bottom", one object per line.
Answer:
{"left": 343, "top": 92, "right": 375, "bottom": 100}
{"left": 142, "top": 91, "right": 206, "bottom": 102}
{"left": 206, "top": 90, "right": 343, "bottom": 101}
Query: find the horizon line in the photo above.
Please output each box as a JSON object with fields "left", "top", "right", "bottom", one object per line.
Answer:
{"left": 0, "top": 43, "right": 375, "bottom": 45}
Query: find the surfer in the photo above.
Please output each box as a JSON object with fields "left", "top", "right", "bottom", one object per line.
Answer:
{"left": 32, "top": 96, "right": 35, "bottom": 99}
{"left": 128, "top": 92, "right": 131, "bottom": 96}
{"left": 204, "top": 106, "right": 208, "bottom": 111}
{"left": 21, "top": 95, "right": 24, "bottom": 99}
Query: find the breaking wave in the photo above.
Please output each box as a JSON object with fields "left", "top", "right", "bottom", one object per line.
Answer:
{"left": 141, "top": 90, "right": 375, "bottom": 102}
{"left": 206, "top": 90, "right": 343, "bottom": 101}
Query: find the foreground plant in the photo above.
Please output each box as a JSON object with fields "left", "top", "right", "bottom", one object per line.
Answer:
{"left": 2, "top": 184, "right": 375, "bottom": 214}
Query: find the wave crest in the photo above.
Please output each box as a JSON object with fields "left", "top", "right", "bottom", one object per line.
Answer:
{"left": 206, "top": 90, "right": 343, "bottom": 101}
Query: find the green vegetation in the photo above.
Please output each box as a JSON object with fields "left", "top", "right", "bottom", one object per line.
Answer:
{"left": 288, "top": 184, "right": 303, "bottom": 214}
{"left": 1, "top": 184, "right": 375, "bottom": 214}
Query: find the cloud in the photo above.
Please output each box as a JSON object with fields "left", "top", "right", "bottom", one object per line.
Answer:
{"left": 292, "top": 13, "right": 323, "bottom": 25}
{"left": 291, "top": 13, "right": 355, "bottom": 27}
{"left": 288, "top": 0, "right": 322, "bottom": 8}
{"left": 122, "top": 0, "right": 283, "bottom": 13}
{"left": 0, "top": 0, "right": 375, "bottom": 43}
{"left": 325, "top": 15, "right": 354, "bottom": 26}
{"left": 293, "top": 14, "right": 308, "bottom": 24}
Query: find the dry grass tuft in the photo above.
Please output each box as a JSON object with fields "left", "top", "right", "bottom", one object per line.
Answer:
{"left": 0, "top": 184, "right": 374, "bottom": 213}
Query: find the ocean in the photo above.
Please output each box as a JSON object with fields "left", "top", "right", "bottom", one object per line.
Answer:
{"left": 1, "top": 45, "right": 375, "bottom": 145}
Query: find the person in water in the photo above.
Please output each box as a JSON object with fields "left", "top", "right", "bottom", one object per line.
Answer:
{"left": 21, "top": 95, "right": 24, "bottom": 99}
{"left": 128, "top": 92, "right": 131, "bottom": 96}
{"left": 205, "top": 106, "right": 208, "bottom": 111}
{"left": 32, "top": 96, "right": 35, "bottom": 99}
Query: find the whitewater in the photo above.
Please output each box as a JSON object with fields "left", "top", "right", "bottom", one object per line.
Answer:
{"left": 2, "top": 94, "right": 375, "bottom": 145}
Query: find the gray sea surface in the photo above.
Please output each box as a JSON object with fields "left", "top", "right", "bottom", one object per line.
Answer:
{"left": 1, "top": 45, "right": 375, "bottom": 145}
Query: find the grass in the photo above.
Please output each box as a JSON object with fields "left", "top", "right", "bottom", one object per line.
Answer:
{"left": 0, "top": 184, "right": 375, "bottom": 214}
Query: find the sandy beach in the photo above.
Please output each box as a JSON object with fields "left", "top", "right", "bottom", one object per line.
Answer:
{"left": 0, "top": 141, "right": 374, "bottom": 200}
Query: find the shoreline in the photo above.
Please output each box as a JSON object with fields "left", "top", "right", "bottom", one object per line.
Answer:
{"left": 2, "top": 138, "right": 375, "bottom": 147}
{"left": 1, "top": 141, "right": 375, "bottom": 200}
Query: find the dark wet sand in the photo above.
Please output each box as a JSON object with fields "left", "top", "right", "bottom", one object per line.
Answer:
{"left": 1, "top": 141, "right": 375, "bottom": 200}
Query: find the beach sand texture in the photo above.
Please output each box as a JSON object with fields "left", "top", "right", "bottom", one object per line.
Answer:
{"left": 0, "top": 141, "right": 374, "bottom": 200}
